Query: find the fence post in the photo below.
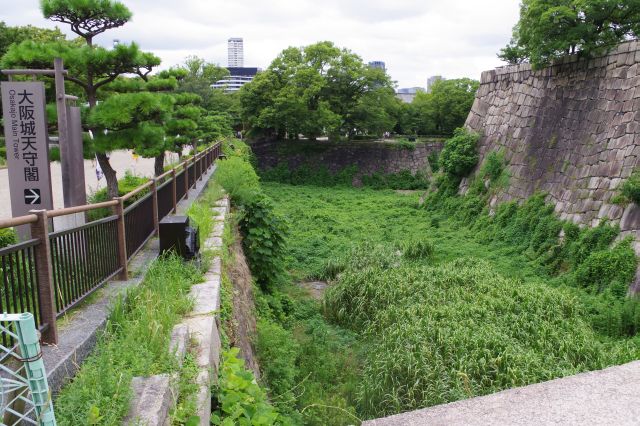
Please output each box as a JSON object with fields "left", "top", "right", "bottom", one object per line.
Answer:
{"left": 199, "top": 153, "right": 204, "bottom": 181}
{"left": 29, "top": 210, "right": 58, "bottom": 344}
{"left": 184, "top": 161, "right": 189, "bottom": 200}
{"left": 114, "top": 197, "right": 128, "bottom": 280}
{"left": 151, "top": 178, "right": 159, "bottom": 235}
{"left": 171, "top": 169, "right": 177, "bottom": 213}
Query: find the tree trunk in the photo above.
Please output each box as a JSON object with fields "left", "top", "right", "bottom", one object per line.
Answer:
{"left": 154, "top": 153, "right": 165, "bottom": 177}
{"left": 96, "top": 152, "right": 119, "bottom": 199}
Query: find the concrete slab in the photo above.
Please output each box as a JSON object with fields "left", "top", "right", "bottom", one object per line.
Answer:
{"left": 194, "top": 370, "right": 212, "bottom": 426}
{"left": 169, "top": 324, "right": 189, "bottom": 368}
{"left": 183, "top": 316, "right": 221, "bottom": 376}
{"left": 190, "top": 279, "right": 221, "bottom": 315}
{"left": 364, "top": 360, "right": 640, "bottom": 426}
{"left": 204, "top": 236, "right": 223, "bottom": 250}
{"left": 124, "top": 374, "right": 175, "bottom": 426}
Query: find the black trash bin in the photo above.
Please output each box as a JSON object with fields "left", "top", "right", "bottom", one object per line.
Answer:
{"left": 159, "top": 215, "right": 200, "bottom": 260}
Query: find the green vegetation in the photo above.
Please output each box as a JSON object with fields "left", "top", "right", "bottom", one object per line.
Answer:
{"left": 0, "top": 228, "right": 17, "bottom": 249}
{"left": 240, "top": 41, "right": 399, "bottom": 140}
{"left": 49, "top": 146, "right": 61, "bottom": 162}
{"left": 621, "top": 170, "right": 640, "bottom": 205}
{"left": 170, "top": 352, "right": 200, "bottom": 426}
{"left": 211, "top": 348, "right": 285, "bottom": 425}
{"left": 396, "top": 79, "right": 480, "bottom": 136}
{"left": 87, "top": 171, "right": 149, "bottom": 221}
{"left": 255, "top": 177, "right": 640, "bottom": 423}
{"left": 439, "top": 128, "right": 480, "bottom": 178}
{"left": 326, "top": 252, "right": 635, "bottom": 418}
{"left": 186, "top": 180, "right": 224, "bottom": 245}
{"left": 260, "top": 163, "right": 430, "bottom": 190}
{"left": 500, "top": 0, "right": 640, "bottom": 68}
{"left": 55, "top": 255, "right": 202, "bottom": 425}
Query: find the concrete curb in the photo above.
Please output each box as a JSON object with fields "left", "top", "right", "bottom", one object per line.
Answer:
{"left": 124, "top": 195, "right": 229, "bottom": 425}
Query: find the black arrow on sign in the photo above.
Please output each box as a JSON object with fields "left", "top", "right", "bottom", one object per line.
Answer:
{"left": 24, "top": 189, "right": 41, "bottom": 205}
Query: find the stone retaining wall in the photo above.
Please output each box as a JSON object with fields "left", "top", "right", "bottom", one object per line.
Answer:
{"left": 464, "top": 40, "right": 640, "bottom": 244}
{"left": 250, "top": 139, "right": 442, "bottom": 182}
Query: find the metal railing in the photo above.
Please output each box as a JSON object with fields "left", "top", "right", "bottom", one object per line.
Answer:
{"left": 0, "top": 143, "right": 222, "bottom": 344}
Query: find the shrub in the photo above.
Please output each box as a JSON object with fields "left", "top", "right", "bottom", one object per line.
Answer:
{"left": 439, "top": 128, "right": 480, "bottom": 177}
{"left": 255, "top": 319, "right": 300, "bottom": 398}
{"left": 428, "top": 151, "right": 440, "bottom": 173}
{"left": 216, "top": 156, "right": 261, "bottom": 205}
{"left": 480, "top": 150, "right": 506, "bottom": 183}
{"left": 574, "top": 238, "right": 637, "bottom": 294}
{"left": 621, "top": 171, "right": 640, "bottom": 205}
{"left": 87, "top": 171, "right": 149, "bottom": 221}
{"left": 239, "top": 194, "right": 288, "bottom": 290}
{"left": 0, "top": 228, "right": 17, "bottom": 248}
{"left": 211, "top": 348, "right": 285, "bottom": 425}
{"left": 49, "top": 146, "right": 61, "bottom": 162}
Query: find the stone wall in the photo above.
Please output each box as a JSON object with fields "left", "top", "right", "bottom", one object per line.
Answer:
{"left": 464, "top": 40, "right": 640, "bottom": 243}
{"left": 250, "top": 139, "right": 442, "bottom": 183}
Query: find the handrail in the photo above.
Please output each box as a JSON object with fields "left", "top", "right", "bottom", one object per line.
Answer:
{"left": 0, "top": 143, "right": 218, "bottom": 229}
{"left": 0, "top": 215, "right": 38, "bottom": 228}
{"left": 47, "top": 200, "right": 118, "bottom": 218}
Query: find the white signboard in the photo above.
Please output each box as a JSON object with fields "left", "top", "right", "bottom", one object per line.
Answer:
{"left": 1, "top": 82, "right": 54, "bottom": 233}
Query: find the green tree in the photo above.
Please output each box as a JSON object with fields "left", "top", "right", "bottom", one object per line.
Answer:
{"left": 0, "top": 22, "right": 67, "bottom": 58}
{"left": 240, "top": 41, "right": 397, "bottom": 140}
{"left": 1, "top": 0, "right": 160, "bottom": 198}
{"left": 500, "top": 0, "right": 640, "bottom": 68}
{"left": 407, "top": 78, "right": 479, "bottom": 136}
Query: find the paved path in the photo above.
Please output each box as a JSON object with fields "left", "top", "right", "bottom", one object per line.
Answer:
{"left": 364, "top": 361, "right": 640, "bottom": 425}
{"left": 0, "top": 150, "right": 180, "bottom": 218}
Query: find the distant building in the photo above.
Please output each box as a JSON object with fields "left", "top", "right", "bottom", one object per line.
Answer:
{"left": 228, "top": 37, "right": 244, "bottom": 67}
{"left": 368, "top": 61, "right": 386, "bottom": 71}
{"left": 427, "top": 75, "right": 444, "bottom": 93}
{"left": 213, "top": 67, "right": 259, "bottom": 93}
{"left": 396, "top": 87, "right": 425, "bottom": 103}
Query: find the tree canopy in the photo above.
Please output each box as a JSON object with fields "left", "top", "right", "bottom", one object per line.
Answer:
{"left": 396, "top": 78, "right": 479, "bottom": 136}
{"left": 500, "top": 0, "right": 640, "bottom": 68}
{"left": 240, "top": 41, "right": 399, "bottom": 140}
{"left": 1, "top": 0, "right": 162, "bottom": 198}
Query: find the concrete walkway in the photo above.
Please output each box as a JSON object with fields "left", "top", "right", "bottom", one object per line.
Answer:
{"left": 364, "top": 361, "right": 640, "bottom": 426}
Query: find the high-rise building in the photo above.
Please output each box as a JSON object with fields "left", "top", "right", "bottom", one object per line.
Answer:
{"left": 396, "top": 87, "right": 425, "bottom": 103}
{"left": 213, "top": 67, "right": 260, "bottom": 93}
{"left": 228, "top": 37, "right": 244, "bottom": 67}
{"left": 368, "top": 61, "right": 386, "bottom": 71}
{"left": 427, "top": 75, "right": 444, "bottom": 92}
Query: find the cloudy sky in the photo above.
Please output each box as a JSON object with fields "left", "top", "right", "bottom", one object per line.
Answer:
{"left": 3, "top": 0, "right": 520, "bottom": 88}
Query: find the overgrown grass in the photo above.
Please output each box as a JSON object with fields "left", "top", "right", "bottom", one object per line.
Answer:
{"left": 324, "top": 250, "right": 639, "bottom": 417}
{"left": 54, "top": 255, "right": 202, "bottom": 425}
{"left": 187, "top": 180, "right": 224, "bottom": 246}
{"left": 260, "top": 181, "right": 640, "bottom": 422}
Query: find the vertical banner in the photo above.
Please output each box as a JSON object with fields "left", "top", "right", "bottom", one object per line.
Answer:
{"left": 1, "top": 82, "right": 54, "bottom": 238}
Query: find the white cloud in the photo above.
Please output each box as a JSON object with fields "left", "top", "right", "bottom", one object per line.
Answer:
{"left": 2, "top": 0, "right": 520, "bottom": 88}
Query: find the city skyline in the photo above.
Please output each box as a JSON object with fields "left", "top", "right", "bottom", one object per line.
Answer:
{"left": 2, "top": 0, "right": 520, "bottom": 88}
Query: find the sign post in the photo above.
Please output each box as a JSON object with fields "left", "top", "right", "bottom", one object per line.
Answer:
{"left": 1, "top": 81, "right": 54, "bottom": 238}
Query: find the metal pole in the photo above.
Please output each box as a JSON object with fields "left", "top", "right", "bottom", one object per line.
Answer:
{"left": 151, "top": 179, "right": 159, "bottom": 235}
{"left": 14, "top": 313, "right": 57, "bottom": 425}
{"left": 184, "top": 161, "right": 189, "bottom": 200}
{"left": 54, "top": 58, "right": 72, "bottom": 208}
{"left": 29, "top": 210, "right": 58, "bottom": 344}
{"left": 114, "top": 198, "right": 128, "bottom": 280}
{"left": 171, "top": 169, "right": 177, "bottom": 213}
